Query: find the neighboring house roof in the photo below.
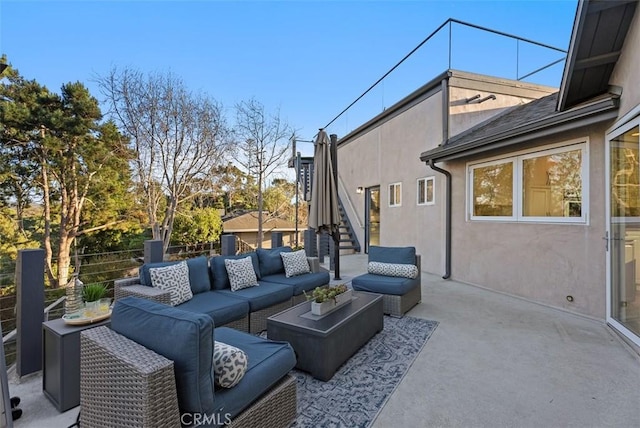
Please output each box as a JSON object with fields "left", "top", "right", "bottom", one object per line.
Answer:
{"left": 558, "top": 0, "right": 638, "bottom": 111}
{"left": 420, "top": 92, "right": 619, "bottom": 163}
{"left": 223, "top": 211, "right": 297, "bottom": 233}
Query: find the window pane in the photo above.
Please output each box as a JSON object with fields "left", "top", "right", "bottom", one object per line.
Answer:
{"left": 389, "top": 185, "right": 395, "bottom": 205}
{"left": 418, "top": 179, "right": 425, "bottom": 204}
{"left": 473, "top": 162, "right": 513, "bottom": 216}
{"left": 522, "top": 149, "right": 582, "bottom": 217}
{"left": 426, "top": 179, "right": 434, "bottom": 203}
{"left": 611, "top": 127, "right": 640, "bottom": 217}
{"left": 395, "top": 184, "right": 401, "bottom": 205}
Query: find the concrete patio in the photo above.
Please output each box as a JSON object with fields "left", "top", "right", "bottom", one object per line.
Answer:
{"left": 8, "top": 253, "right": 640, "bottom": 427}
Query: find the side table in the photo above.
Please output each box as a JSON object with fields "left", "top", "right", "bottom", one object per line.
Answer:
{"left": 42, "top": 318, "right": 111, "bottom": 412}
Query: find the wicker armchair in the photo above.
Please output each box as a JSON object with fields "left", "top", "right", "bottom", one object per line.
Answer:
{"left": 352, "top": 246, "right": 422, "bottom": 317}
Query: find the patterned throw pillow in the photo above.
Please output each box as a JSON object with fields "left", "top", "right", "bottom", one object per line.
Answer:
{"left": 149, "top": 261, "right": 193, "bottom": 306}
{"left": 280, "top": 250, "right": 311, "bottom": 278}
{"left": 213, "top": 341, "right": 248, "bottom": 388}
{"left": 224, "top": 256, "right": 258, "bottom": 291}
{"left": 368, "top": 261, "right": 419, "bottom": 279}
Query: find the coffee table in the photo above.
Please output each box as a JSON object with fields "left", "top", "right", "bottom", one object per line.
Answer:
{"left": 267, "top": 290, "right": 383, "bottom": 381}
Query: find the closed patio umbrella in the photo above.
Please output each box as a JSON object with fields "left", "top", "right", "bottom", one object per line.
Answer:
{"left": 309, "top": 129, "right": 341, "bottom": 279}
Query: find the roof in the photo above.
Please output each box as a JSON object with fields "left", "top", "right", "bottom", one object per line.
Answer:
{"left": 223, "top": 211, "right": 297, "bottom": 233}
{"left": 557, "top": 0, "right": 638, "bottom": 110}
{"left": 421, "top": 0, "right": 635, "bottom": 164}
{"left": 420, "top": 92, "right": 618, "bottom": 163}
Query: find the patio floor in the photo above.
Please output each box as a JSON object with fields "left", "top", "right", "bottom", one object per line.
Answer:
{"left": 8, "top": 253, "right": 640, "bottom": 427}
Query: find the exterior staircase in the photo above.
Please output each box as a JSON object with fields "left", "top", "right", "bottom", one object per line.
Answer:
{"left": 337, "top": 197, "right": 360, "bottom": 253}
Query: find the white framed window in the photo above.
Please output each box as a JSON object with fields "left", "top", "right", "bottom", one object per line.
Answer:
{"left": 417, "top": 177, "right": 435, "bottom": 206}
{"left": 468, "top": 140, "right": 588, "bottom": 223}
{"left": 389, "top": 182, "right": 402, "bottom": 207}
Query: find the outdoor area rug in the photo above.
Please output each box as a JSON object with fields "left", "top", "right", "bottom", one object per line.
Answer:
{"left": 290, "top": 315, "right": 439, "bottom": 427}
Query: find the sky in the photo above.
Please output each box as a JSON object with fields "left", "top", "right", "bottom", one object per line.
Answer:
{"left": 1, "top": 0, "right": 578, "bottom": 159}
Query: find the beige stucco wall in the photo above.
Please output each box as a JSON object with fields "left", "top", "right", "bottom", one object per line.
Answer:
{"left": 609, "top": 8, "right": 640, "bottom": 119}
{"left": 444, "top": 124, "right": 609, "bottom": 319}
{"left": 338, "top": 89, "right": 445, "bottom": 273}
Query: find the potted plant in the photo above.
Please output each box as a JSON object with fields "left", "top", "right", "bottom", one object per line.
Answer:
{"left": 305, "top": 284, "right": 352, "bottom": 316}
{"left": 83, "top": 283, "right": 109, "bottom": 317}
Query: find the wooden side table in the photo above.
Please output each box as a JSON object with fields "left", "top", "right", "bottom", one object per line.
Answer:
{"left": 42, "top": 318, "right": 111, "bottom": 412}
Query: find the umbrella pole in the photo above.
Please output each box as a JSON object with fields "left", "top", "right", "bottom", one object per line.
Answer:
{"left": 330, "top": 133, "right": 341, "bottom": 281}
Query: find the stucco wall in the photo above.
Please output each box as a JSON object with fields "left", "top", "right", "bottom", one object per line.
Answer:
{"left": 338, "top": 89, "right": 445, "bottom": 273}
{"left": 444, "top": 125, "right": 609, "bottom": 319}
{"left": 609, "top": 7, "right": 640, "bottom": 119}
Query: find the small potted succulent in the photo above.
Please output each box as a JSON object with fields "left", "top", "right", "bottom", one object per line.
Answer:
{"left": 305, "top": 284, "right": 352, "bottom": 316}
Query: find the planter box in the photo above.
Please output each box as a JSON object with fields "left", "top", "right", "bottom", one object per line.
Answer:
{"left": 311, "top": 289, "right": 353, "bottom": 316}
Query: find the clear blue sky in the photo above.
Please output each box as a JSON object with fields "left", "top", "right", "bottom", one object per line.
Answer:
{"left": 1, "top": 0, "right": 578, "bottom": 158}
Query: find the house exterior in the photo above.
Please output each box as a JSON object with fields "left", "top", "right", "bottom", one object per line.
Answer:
{"left": 336, "top": 0, "right": 640, "bottom": 348}
{"left": 222, "top": 211, "right": 300, "bottom": 249}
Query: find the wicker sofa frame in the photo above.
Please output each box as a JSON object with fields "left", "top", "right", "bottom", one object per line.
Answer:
{"left": 80, "top": 326, "right": 297, "bottom": 428}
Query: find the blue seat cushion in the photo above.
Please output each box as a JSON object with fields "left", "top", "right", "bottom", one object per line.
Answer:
{"left": 261, "top": 271, "right": 330, "bottom": 296}
{"left": 369, "top": 246, "right": 416, "bottom": 265}
{"left": 210, "top": 253, "right": 261, "bottom": 290}
{"left": 216, "top": 282, "right": 293, "bottom": 312}
{"left": 256, "top": 246, "right": 292, "bottom": 277}
{"left": 176, "top": 291, "right": 249, "bottom": 328}
{"left": 212, "top": 327, "right": 296, "bottom": 419}
{"left": 111, "top": 297, "right": 215, "bottom": 414}
{"left": 352, "top": 273, "right": 419, "bottom": 296}
{"left": 139, "top": 256, "right": 211, "bottom": 294}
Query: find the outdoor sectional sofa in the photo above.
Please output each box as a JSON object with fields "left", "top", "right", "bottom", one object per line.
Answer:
{"left": 114, "top": 246, "right": 330, "bottom": 333}
{"left": 80, "top": 296, "right": 297, "bottom": 427}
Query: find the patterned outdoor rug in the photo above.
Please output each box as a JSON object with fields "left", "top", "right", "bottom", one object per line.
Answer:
{"left": 290, "top": 316, "right": 438, "bottom": 427}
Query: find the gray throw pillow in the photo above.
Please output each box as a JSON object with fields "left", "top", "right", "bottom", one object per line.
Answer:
{"left": 280, "top": 250, "right": 311, "bottom": 278}
{"left": 149, "top": 261, "right": 193, "bottom": 305}
{"left": 213, "top": 341, "right": 248, "bottom": 388}
{"left": 368, "top": 261, "right": 418, "bottom": 279}
{"left": 224, "top": 256, "right": 259, "bottom": 291}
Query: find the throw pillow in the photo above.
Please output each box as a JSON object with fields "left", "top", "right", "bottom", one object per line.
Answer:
{"left": 280, "top": 250, "right": 311, "bottom": 278}
{"left": 213, "top": 341, "right": 248, "bottom": 388}
{"left": 149, "top": 261, "right": 193, "bottom": 306}
{"left": 368, "top": 261, "right": 419, "bottom": 279}
{"left": 224, "top": 256, "right": 259, "bottom": 291}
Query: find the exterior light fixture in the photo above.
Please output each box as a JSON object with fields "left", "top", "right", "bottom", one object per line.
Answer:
{"left": 356, "top": 187, "right": 364, "bottom": 194}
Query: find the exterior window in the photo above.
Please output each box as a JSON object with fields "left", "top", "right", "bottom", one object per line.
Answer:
{"left": 468, "top": 141, "right": 588, "bottom": 222}
{"left": 389, "top": 182, "right": 401, "bottom": 207}
{"left": 417, "top": 177, "right": 435, "bottom": 205}
{"left": 471, "top": 160, "right": 514, "bottom": 217}
{"left": 522, "top": 148, "right": 582, "bottom": 218}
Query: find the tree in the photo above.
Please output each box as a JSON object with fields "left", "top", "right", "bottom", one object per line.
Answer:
{"left": 232, "top": 98, "right": 292, "bottom": 248}
{"left": 98, "top": 67, "right": 230, "bottom": 252}
{"left": 0, "top": 64, "right": 134, "bottom": 287}
{"left": 208, "top": 163, "right": 258, "bottom": 212}
{"left": 171, "top": 207, "right": 223, "bottom": 247}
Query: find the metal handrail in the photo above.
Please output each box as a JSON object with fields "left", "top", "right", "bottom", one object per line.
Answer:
{"left": 2, "top": 295, "right": 67, "bottom": 345}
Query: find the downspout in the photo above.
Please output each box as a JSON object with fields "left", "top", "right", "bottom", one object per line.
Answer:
{"left": 428, "top": 160, "right": 451, "bottom": 279}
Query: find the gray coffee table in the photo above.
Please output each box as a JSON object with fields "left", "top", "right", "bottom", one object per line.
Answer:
{"left": 267, "top": 290, "right": 383, "bottom": 381}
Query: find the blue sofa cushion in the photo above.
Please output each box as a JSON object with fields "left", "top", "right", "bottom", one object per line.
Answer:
{"left": 177, "top": 291, "right": 249, "bottom": 328}
{"left": 261, "top": 271, "right": 330, "bottom": 296}
{"left": 210, "top": 253, "right": 261, "bottom": 290}
{"left": 352, "top": 273, "right": 420, "bottom": 296}
{"left": 368, "top": 246, "right": 416, "bottom": 265}
{"left": 256, "top": 246, "right": 292, "bottom": 277}
{"left": 111, "top": 297, "right": 215, "bottom": 414}
{"left": 212, "top": 327, "right": 296, "bottom": 419}
{"left": 216, "top": 282, "right": 293, "bottom": 312}
{"left": 139, "top": 256, "right": 211, "bottom": 294}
